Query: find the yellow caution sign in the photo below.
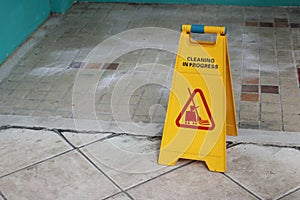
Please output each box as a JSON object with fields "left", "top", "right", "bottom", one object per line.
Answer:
{"left": 158, "top": 24, "right": 238, "bottom": 172}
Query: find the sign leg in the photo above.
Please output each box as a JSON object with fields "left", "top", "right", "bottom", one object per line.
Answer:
{"left": 204, "top": 156, "right": 226, "bottom": 172}
{"left": 158, "top": 150, "right": 180, "bottom": 166}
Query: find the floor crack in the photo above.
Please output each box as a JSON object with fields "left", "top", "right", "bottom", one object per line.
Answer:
{"left": 1, "top": 125, "right": 298, "bottom": 150}
{"left": 226, "top": 142, "right": 300, "bottom": 151}
{"left": 0, "top": 125, "right": 162, "bottom": 140}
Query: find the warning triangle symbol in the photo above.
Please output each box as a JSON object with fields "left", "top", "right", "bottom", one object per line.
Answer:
{"left": 176, "top": 88, "right": 215, "bottom": 130}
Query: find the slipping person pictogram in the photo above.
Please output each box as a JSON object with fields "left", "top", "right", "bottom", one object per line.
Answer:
{"left": 176, "top": 88, "right": 215, "bottom": 130}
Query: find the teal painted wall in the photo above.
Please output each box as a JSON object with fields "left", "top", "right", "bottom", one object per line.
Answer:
{"left": 80, "top": 0, "right": 300, "bottom": 6}
{"left": 0, "top": 0, "right": 50, "bottom": 64}
{"left": 0, "top": 0, "right": 75, "bottom": 64}
{"left": 0, "top": 0, "right": 299, "bottom": 64}
{"left": 50, "top": 0, "right": 74, "bottom": 13}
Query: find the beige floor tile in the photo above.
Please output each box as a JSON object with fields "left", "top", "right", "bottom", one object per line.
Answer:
{"left": 0, "top": 151, "right": 120, "bottom": 200}
{"left": 280, "top": 189, "right": 300, "bottom": 200}
{"left": 128, "top": 162, "right": 256, "bottom": 200}
{"left": 0, "top": 128, "right": 71, "bottom": 177}
{"left": 105, "top": 193, "right": 132, "bottom": 200}
{"left": 81, "top": 134, "right": 188, "bottom": 190}
{"left": 227, "top": 144, "right": 300, "bottom": 199}
{"left": 62, "top": 131, "right": 111, "bottom": 147}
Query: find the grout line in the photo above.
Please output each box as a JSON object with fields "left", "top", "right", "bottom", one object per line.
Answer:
{"left": 287, "top": 18, "right": 296, "bottom": 129}
{"left": 273, "top": 20, "right": 284, "bottom": 132}
{"left": 0, "top": 127, "right": 121, "bottom": 179}
{"left": 0, "top": 149, "right": 73, "bottom": 180}
{"left": 102, "top": 191, "right": 128, "bottom": 200}
{"left": 77, "top": 133, "right": 121, "bottom": 148}
{"left": 55, "top": 128, "right": 123, "bottom": 149}
{"left": 223, "top": 173, "right": 263, "bottom": 200}
{"left": 238, "top": 21, "right": 244, "bottom": 127}
{"left": 124, "top": 161, "right": 194, "bottom": 192}
{"left": 276, "top": 186, "right": 300, "bottom": 200}
{"left": 258, "top": 23, "right": 262, "bottom": 130}
{"left": 0, "top": 191, "right": 7, "bottom": 200}
{"left": 54, "top": 128, "right": 135, "bottom": 200}
{"left": 77, "top": 149, "right": 134, "bottom": 200}
{"left": 0, "top": 127, "right": 132, "bottom": 199}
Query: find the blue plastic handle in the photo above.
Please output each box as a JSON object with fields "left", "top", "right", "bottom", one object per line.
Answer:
{"left": 191, "top": 24, "right": 205, "bottom": 33}
{"left": 181, "top": 24, "right": 227, "bottom": 34}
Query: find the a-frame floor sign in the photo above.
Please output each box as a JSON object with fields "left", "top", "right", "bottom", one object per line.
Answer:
{"left": 158, "top": 24, "right": 238, "bottom": 172}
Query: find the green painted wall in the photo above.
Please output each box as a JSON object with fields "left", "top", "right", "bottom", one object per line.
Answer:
{"left": 50, "top": 0, "right": 74, "bottom": 13}
{"left": 80, "top": 0, "right": 300, "bottom": 6}
{"left": 0, "top": 0, "right": 50, "bottom": 64}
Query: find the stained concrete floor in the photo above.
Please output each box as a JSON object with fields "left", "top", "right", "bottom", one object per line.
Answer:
{"left": 0, "top": 3, "right": 300, "bottom": 200}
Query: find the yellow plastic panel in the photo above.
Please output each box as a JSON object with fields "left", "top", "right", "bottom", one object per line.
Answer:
{"left": 158, "top": 24, "right": 238, "bottom": 172}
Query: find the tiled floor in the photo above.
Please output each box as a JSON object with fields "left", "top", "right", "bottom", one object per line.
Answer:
{"left": 0, "top": 127, "right": 299, "bottom": 199}
{"left": 0, "top": 3, "right": 300, "bottom": 132}
{"left": 0, "top": 4, "right": 300, "bottom": 199}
